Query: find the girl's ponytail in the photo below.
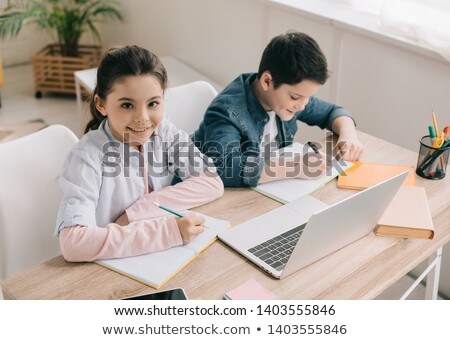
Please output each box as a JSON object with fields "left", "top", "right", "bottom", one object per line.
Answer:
{"left": 84, "top": 85, "right": 107, "bottom": 134}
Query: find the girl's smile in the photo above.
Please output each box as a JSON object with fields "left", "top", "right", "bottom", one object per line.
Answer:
{"left": 126, "top": 125, "right": 153, "bottom": 135}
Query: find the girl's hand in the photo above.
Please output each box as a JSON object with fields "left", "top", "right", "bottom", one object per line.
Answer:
{"left": 336, "top": 132, "right": 364, "bottom": 161}
{"left": 115, "top": 212, "right": 129, "bottom": 226}
{"left": 176, "top": 213, "right": 205, "bottom": 244}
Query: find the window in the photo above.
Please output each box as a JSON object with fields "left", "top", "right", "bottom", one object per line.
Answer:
{"left": 339, "top": 0, "right": 450, "bottom": 61}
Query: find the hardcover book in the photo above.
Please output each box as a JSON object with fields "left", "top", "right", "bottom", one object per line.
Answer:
{"left": 375, "top": 186, "right": 434, "bottom": 239}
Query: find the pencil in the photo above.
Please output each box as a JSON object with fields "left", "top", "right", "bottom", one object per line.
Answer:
{"left": 152, "top": 202, "right": 209, "bottom": 229}
{"left": 152, "top": 202, "right": 184, "bottom": 217}
{"left": 432, "top": 110, "right": 439, "bottom": 136}
{"left": 432, "top": 111, "right": 447, "bottom": 169}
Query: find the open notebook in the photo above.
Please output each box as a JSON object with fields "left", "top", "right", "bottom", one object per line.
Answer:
{"left": 253, "top": 142, "right": 354, "bottom": 203}
{"left": 97, "top": 214, "right": 230, "bottom": 289}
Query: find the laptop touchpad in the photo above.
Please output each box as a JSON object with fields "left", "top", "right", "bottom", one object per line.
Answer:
{"left": 287, "top": 195, "right": 328, "bottom": 219}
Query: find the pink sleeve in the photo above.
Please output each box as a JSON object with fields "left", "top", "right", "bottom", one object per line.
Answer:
{"left": 59, "top": 215, "right": 183, "bottom": 262}
{"left": 126, "top": 172, "right": 224, "bottom": 222}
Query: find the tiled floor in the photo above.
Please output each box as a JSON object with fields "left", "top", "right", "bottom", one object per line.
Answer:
{"left": 0, "top": 64, "right": 440, "bottom": 300}
{"left": 0, "top": 63, "right": 86, "bottom": 138}
{"left": 375, "top": 275, "right": 430, "bottom": 300}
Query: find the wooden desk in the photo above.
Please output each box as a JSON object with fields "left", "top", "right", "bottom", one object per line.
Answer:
{"left": 2, "top": 131, "right": 449, "bottom": 299}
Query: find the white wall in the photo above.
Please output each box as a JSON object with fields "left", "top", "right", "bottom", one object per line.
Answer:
{"left": 0, "top": 26, "right": 51, "bottom": 66}
{"left": 103, "top": 0, "right": 266, "bottom": 87}
{"left": 0, "top": 21, "right": 103, "bottom": 67}
{"left": 337, "top": 30, "right": 450, "bottom": 152}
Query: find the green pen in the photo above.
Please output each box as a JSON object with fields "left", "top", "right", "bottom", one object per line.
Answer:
{"left": 152, "top": 202, "right": 184, "bottom": 217}
{"left": 152, "top": 202, "right": 209, "bottom": 229}
{"left": 428, "top": 125, "right": 436, "bottom": 141}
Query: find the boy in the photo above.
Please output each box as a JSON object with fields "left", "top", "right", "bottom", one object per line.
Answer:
{"left": 193, "top": 31, "right": 363, "bottom": 187}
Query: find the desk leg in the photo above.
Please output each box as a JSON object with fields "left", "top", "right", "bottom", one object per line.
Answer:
{"left": 75, "top": 78, "right": 82, "bottom": 115}
{"left": 400, "top": 246, "right": 442, "bottom": 300}
{"left": 425, "top": 246, "right": 442, "bottom": 300}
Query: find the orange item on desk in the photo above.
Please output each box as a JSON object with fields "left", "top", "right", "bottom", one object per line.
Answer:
{"left": 337, "top": 161, "right": 416, "bottom": 190}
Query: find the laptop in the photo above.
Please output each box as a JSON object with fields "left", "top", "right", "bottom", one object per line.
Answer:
{"left": 218, "top": 171, "right": 408, "bottom": 279}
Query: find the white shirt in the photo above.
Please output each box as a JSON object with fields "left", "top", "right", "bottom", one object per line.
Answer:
{"left": 260, "top": 111, "right": 278, "bottom": 157}
{"left": 55, "top": 118, "right": 213, "bottom": 234}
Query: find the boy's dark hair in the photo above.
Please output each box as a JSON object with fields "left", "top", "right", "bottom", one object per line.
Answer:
{"left": 257, "top": 31, "right": 329, "bottom": 88}
{"left": 85, "top": 45, "right": 168, "bottom": 134}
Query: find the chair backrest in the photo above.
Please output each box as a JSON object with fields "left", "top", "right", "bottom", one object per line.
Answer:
{"left": 163, "top": 81, "right": 218, "bottom": 134}
{"left": 0, "top": 125, "right": 78, "bottom": 279}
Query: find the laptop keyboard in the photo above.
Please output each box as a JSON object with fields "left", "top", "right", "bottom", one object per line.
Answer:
{"left": 247, "top": 223, "right": 306, "bottom": 272}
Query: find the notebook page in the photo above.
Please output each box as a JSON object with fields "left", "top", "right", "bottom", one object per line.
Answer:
{"left": 98, "top": 247, "right": 193, "bottom": 288}
{"left": 254, "top": 142, "right": 353, "bottom": 203}
{"left": 183, "top": 214, "right": 231, "bottom": 253}
{"left": 97, "top": 213, "right": 230, "bottom": 288}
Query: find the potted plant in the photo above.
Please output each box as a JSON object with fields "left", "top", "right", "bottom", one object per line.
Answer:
{"left": 0, "top": 0, "right": 123, "bottom": 97}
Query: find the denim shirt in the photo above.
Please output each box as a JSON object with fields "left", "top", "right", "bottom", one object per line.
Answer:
{"left": 193, "top": 73, "right": 354, "bottom": 187}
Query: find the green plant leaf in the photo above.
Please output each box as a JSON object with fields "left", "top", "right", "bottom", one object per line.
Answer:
{"left": 0, "top": 0, "right": 123, "bottom": 57}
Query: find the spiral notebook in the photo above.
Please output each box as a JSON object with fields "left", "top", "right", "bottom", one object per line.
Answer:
{"left": 97, "top": 214, "right": 230, "bottom": 289}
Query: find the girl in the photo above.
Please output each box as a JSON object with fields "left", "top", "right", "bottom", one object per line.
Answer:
{"left": 55, "top": 45, "right": 224, "bottom": 262}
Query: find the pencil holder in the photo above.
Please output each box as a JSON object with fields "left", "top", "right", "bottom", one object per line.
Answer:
{"left": 416, "top": 135, "right": 450, "bottom": 180}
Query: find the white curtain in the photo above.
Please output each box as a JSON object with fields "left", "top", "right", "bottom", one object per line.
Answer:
{"left": 340, "top": 0, "right": 450, "bottom": 62}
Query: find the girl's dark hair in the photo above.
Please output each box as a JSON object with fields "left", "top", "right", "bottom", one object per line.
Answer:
{"left": 257, "top": 31, "right": 329, "bottom": 88}
{"left": 84, "top": 45, "right": 168, "bottom": 134}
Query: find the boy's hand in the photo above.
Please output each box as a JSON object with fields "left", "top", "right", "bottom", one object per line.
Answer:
{"left": 336, "top": 132, "right": 364, "bottom": 161}
{"left": 176, "top": 213, "right": 206, "bottom": 244}
{"left": 331, "top": 116, "right": 364, "bottom": 161}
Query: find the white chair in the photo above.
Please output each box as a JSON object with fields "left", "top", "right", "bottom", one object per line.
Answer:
{"left": 0, "top": 125, "right": 79, "bottom": 280}
{"left": 164, "top": 81, "right": 218, "bottom": 134}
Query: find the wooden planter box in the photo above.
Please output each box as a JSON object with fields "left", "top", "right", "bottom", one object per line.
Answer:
{"left": 31, "top": 44, "right": 102, "bottom": 97}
